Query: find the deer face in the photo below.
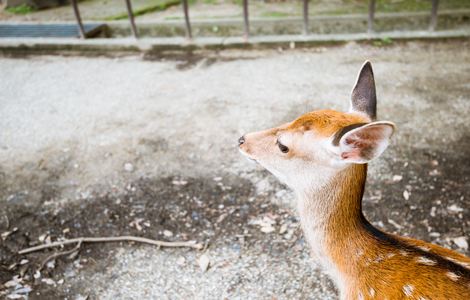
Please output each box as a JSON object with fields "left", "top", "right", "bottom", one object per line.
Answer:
{"left": 239, "top": 62, "right": 395, "bottom": 192}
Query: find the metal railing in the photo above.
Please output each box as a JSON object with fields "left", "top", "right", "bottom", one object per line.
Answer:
{"left": 71, "top": 0, "right": 441, "bottom": 39}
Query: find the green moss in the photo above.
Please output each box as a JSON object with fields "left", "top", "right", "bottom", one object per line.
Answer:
{"left": 261, "top": 11, "right": 291, "bottom": 18}
{"left": 372, "top": 36, "right": 394, "bottom": 47}
{"left": 5, "top": 4, "right": 36, "bottom": 15}
{"left": 105, "top": 0, "right": 181, "bottom": 21}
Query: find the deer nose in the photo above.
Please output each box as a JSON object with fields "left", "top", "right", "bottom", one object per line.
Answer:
{"left": 238, "top": 135, "right": 246, "bottom": 146}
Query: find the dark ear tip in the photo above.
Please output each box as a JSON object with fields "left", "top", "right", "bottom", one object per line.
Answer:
{"left": 361, "top": 61, "right": 373, "bottom": 72}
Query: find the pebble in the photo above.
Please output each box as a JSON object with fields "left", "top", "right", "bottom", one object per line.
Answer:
{"left": 453, "top": 237, "right": 468, "bottom": 250}
{"left": 41, "top": 278, "right": 56, "bottom": 286}
{"left": 403, "top": 190, "right": 410, "bottom": 201}
{"left": 123, "top": 163, "right": 134, "bottom": 172}
{"left": 198, "top": 254, "right": 211, "bottom": 272}
{"left": 447, "top": 204, "right": 464, "bottom": 213}
{"left": 176, "top": 256, "right": 186, "bottom": 266}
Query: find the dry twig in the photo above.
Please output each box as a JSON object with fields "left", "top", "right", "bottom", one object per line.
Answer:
{"left": 39, "top": 240, "right": 82, "bottom": 271}
{"left": 19, "top": 236, "right": 203, "bottom": 255}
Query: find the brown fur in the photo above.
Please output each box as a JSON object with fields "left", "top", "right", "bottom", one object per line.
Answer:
{"left": 320, "top": 164, "right": 470, "bottom": 299}
{"left": 288, "top": 109, "right": 368, "bottom": 136}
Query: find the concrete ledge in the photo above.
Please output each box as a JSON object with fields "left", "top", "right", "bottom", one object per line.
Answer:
{"left": 1, "top": 29, "right": 469, "bottom": 56}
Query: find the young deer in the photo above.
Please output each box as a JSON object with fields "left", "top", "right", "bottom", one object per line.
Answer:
{"left": 238, "top": 62, "right": 470, "bottom": 299}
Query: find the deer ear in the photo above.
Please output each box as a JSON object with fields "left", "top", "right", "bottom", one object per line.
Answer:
{"left": 337, "top": 121, "right": 395, "bottom": 164}
{"left": 350, "top": 61, "right": 377, "bottom": 120}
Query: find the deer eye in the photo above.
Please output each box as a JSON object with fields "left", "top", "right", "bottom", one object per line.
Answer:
{"left": 277, "top": 140, "right": 289, "bottom": 153}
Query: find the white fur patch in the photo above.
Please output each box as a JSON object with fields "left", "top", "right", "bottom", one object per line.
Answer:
{"left": 416, "top": 256, "right": 437, "bottom": 266}
{"left": 399, "top": 250, "right": 409, "bottom": 257}
{"left": 446, "top": 271, "right": 460, "bottom": 281}
{"left": 402, "top": 284, "right": 414, "bottom": 297}
{"left": 369, "top": 287, "right": 376, "bottom": 297}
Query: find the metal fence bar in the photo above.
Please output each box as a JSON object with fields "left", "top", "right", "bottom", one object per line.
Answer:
{"left": 71, "top": 0, "right": 86, "bottom": 39}
{"left": 303, "top": 0, "right": 309, "bottom": 35}
{"left": 125, "top": 0, "right": 139, "bottom": 38}
{"left": 182, "top": 0, "right": 192, "bottom": 39}
{"left": 429, "top": 0, "right": 439, "bottom": 31}
{"left": 243, "top": 0, "right": 249, "bottom": 40}
{"left": 368, "top": 0, "right": 376, "bottom": 33}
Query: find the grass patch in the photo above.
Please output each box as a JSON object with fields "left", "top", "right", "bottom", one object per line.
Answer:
{"left": 372, "top": 36, "right": 393, "bottom": 47}
{"left": 5, "top": 4, "right": 36, "bottom": 15}
{"left": 105, "top": 0, "right": 181, "bottom": 21}
{"left": 261, "top": 11, "right": 291, "bottom": 18}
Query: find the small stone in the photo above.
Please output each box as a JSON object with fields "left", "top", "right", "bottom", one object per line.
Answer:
{"left": 198, "top": 254, "right": 210, "bottom": 272}
{"left": 403, "top": 190, "right": 410, "bottom": 201}
{"left": 448, "top": 204, "right": 464, "bottom": 213}
{"left": 4, "top": 276, "right": 21, "bottom": 288}
{"left": 38, "top": 234, "right": 47, "bottom": 242}
{"left": 176, "top": 256, "right": 186, "bottom": 266}
{"left": 19, "top": 259, "right": 29, "bottom": 265}
{"left": 123, "top": 163, "right": 134, "bottom": 172}
{"left": 392, "top": 175, "right": 403, "bottom": 182}
{"left": 41, "top": 278, "right": 56, "bottom": 286}
{"left": 279, "top": 224, "right": 288, "bottom": 234}
{"left": 260, "top": 226, "right": 275, "bottom": 233}
{"left": 453, "top": 237, "right": 468, "bottom": 250}
{"left": 430, "top": 206, "right": 436, "bottom": 217}
{"left": 163, "top": 230, "right": 173, "bottom": 237}
{"left": 46, "top": 260, "right": 55, "bottom": 269}
{"left": 14, "top": 286, "right": 32, "bottom": 294}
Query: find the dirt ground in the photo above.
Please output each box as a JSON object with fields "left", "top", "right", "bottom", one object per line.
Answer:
{"left": 1, "top": 40, "right": 470, "bottom": 299}
{"left": 1, "top": 0, "right": 469, "bottom": 22}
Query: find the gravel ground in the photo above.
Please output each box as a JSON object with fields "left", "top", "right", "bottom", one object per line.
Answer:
{"left": 0, "top": 40, "right": 469, "bottom": 299}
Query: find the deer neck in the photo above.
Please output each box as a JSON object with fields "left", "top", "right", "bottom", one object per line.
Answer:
{"left": 295, "top": 163, "right": 369, "bottom": 288}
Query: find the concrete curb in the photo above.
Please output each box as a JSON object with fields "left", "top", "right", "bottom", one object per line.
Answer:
{"left": 0, "top": 29, "right": 469, "bottom": 56}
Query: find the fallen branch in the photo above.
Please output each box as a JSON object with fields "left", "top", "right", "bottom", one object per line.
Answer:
{"left": 18, "top": 236, "right": 203, "bottom": 255}
{"left": 39, "top": 240, "right": 82, "bottom": 271}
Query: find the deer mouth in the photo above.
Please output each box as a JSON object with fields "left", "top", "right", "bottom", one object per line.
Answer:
{"left": 238, "top": 148, "right": 258, "bottom": 163}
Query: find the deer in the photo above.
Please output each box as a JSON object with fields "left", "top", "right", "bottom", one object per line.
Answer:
{"left": 238, "top": 61, "right": 470, "bottom": 299}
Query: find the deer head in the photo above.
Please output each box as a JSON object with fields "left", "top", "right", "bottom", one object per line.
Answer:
{"left": 238, "top": 61, "right": 395, "bottom": 193}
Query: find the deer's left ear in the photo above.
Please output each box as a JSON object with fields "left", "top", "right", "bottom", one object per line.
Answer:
{"left": 336, "top": 121, "right": 395, "bottom": 164}
{"left": 350, "top": 61, "right": 377, "bottom": 121}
